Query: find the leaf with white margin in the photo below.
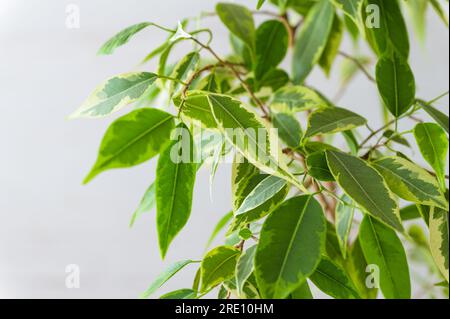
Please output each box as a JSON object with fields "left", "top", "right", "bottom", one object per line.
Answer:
{"left": 70, "top": 72, "right": 157, "bottom": 118}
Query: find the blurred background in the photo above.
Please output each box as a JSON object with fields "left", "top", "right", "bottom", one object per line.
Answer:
{"left": 0, "top": 0, "right": 448, "bottom": 298}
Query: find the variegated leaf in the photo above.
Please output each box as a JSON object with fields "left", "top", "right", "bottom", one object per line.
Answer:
{"left": 271, "top": 86, "right": 328, "bottom": 114}
{"left": 373, "top": 156, "right": 448, "bottom": 210}
{"left": 206, "top": 93, "right": 306, "bottom": 191}
{"left": 305, "top": 107, "right": 367, "bottom": 138}
{"left": 71, "top": 72, "right": 157, "bottom": 118}
{"left": 173, "top": 91, "right": 218, "bottom": 129}
{"left": 70, "top": 72, "right": 157, "bottom": 118}
{"left": 326, "top": 150, "right": 403, "bottom": 232}
{"left": 430, "top": 207, "right": 449, "bottom": 282}
{"left": 293, "top": 0, "right": 335, "bottom": 83}
{"left": 235, "top": 175, "right": 287, "bottom": 216}
{"left": 201, "top": 246, "right": 241, "bottom": 292}
{"left": 170, "top": 52, "right": 200, "bottom": 96}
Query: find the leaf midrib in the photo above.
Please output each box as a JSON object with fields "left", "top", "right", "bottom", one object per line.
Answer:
{"left": 297, "top": 1, "right": 332, "bottom": 65}
{"left": 208, "top": 95, "right": 277, "bottom": 168}
{"left": 203, "top": 251, "right": 239, "bottom": 290}
{"left": 422, "top": 125, "right": 445, "bottom": 181}
{"left": 307, "top": 115, "right": 364, "bottom": 137}
{"left": 314, "top": 266, "right": 356, "bottom": 298}
{"left": 98, "top": 115, "right": 173, "bottom": 169}
{"left": 274, "top": 196, "right": 312, "bottom": 295}
{"left": 367, "top": 217, "right": 397, "bottom": 298}
{"left": 237, "top": 177, "right": 286, "bottom": 215}
{"left": 329, "top": 152, "right": 398, "bottom": 228}
{"left": 163, "top": 153, "right": 182, "bottom": 252}
{"left": 373, "top": 160, "right": 445, "bottom": 207}
{"left": 83, "top": 75, "right": 155, "bottom": 115}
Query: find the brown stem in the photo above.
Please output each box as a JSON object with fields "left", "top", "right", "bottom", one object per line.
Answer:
{"left": 190, "top": 38, "right": 270, "bottom": 117}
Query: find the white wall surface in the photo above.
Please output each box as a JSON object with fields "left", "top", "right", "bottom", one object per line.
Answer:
{"left": 0, "top": 0, "right": 448, "bottom": 298}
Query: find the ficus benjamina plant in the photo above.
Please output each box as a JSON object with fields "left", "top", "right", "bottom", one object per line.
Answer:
{"left": 71, "top": 0, "right": 449, "bottom": 299}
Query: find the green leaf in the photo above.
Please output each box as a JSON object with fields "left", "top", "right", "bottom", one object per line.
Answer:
{"left": 159, "top": 289, "right": 197, "bottom": 299}
{"left": 319, "top": 14, "right": 344, "bottom": 76}
{"left": 383, "top": 130, "right": 411, "bottom": 147}
{"left": 83, "top": 108, "right": 175, "bottom": 184}
{"left": 335, "top": 195, "right": 355, "bottom": 258}
{"left": 206, "top": 212, "right": 234, "bottom": 249}
{"left": 306, "top": 151, "right": 335, "bottom": 182}
{"left": 331, "top": 0, "right": 364, "bottom": 30}
{"left": 365, "top": 0, "right": 410, "bottom": 58}
{"left": 232, "top": 157, "right": 260, "bottom": 211}
{"left": 206, "top": 93, "right": 304, "bottom": 190}
{"left": 192, "top": 268, "right": 202, "bottom": 292}
{"left": 238, "top": 228, "right": 253, "bottom": 240}
{"left": 430, "top": 0, "right": 449, "bottom": 27}
{"left": 257, "top": 0, "right": 266, "bottom": 9}
{"left": 216, "top": 3, "right": 256, "bottom": 52}
{"left": 346, "top": 237, "right": 379, "bottom": 299}
{"left": 230, "top": 34, "right": 254, "bottom": 69}
{"left": 98, "top": 22, "right": 167, "bottom": 55}
{"left": 376, "top": 52, "right": 416, "bottom": 118}
{"left": 310, "top": 256, "right": 360, "bottom": 299}
{"left": 156, "top": 124, "right": 197, "bottom": 259}
{"left": 174, "top": 91, "right": 217, "bottom": 129}
{"left": 222, "top": 274, "right": 261, "bottom": 299}
{"left": 196, "top": 73, "right": 220, "bottom": 93}
{"left": 170, "top": 52, "right": 200, "bottom": 96}
{"left": 209, "top": 141, "right": 226, "bottom": 198}
{"left": 372, "top": 156, "right": 448, "bottom": 210}
{"left": 293, "top": 0, "right": 335, "bottom": 83}
{"left": 405, "top": 0, "right": 428, "bottom": 43}
{"left": 201, "top": 246, "right": 241, "bottom": 292}
{"left": 418, "top": 100, "right": 450, "bottom": 134}
{"left": 71, "top": 72, "right": 157, "bottom": 118}
{"left": 400, "top": 204, "right": 422, "bottom": 221}
{"left": 343, "top": 130, "right": 360, "bottom": 155}
{"left": 303, "top": 141, "right": 339, "bottom": 154}
{"left": 284, "top": 0, "right": 317, "bottom": 14}
{"left": 325, "top": 222, "right": 345, "bottom": 266}
{"left": 229, "top": 159, "right": 289, "bottom": 233}
{"left": 158, "top": 40, "right": 180, "bottom": 78}
{"left": 271, "top": 86, "right": 328, "bottom": 114}
{"left": 272, "top": 113, "right": 302, "bottom": 149}
{"left": 414, "top": 123, "right": 449, "bottom": 190}
{"left": 140, "top": 260, "right": 196, "bottom": 298}
{"left": 235, "top": 175, "right": 288, "bottom": 216}
{"left": 430, "top": 207, "right": 449, "bottom": 282}
{"left": 326, "top": 150, "right": 403, "bottom": 232}
{"left": 236, "top": 245, "right": 257, "bottom": 297}
{"left": 290, "top": 282, "right": 314, "bottom": 299}
{"left": 305, "top": 107, "right": 367, "bottom": 138}
{"left": 129, "top": 182, "right": 155, "bottom": 228}
{"left": 254, "top": 20, "right": 289, "bottom": 82}
{"left": 359, "top": 216, "right": 411, "bottom": 299}
{"left": 259, "top": 69, "right": 290, "bottom": 91}
{"left": 255, "top": 195, "right": 326, "bottom": 299}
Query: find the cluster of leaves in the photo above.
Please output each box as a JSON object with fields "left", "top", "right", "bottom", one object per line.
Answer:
{"left": 71, "top": 0, "right": 449, "bottom": 299}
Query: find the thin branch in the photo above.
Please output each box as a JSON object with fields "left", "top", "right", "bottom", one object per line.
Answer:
{"left": 190, "top": 37, "right": 270, "bottom": 117}
{"left": 359, "top": 119, "right": 397, "bottom": 149}
{"left": 157, "top": 75, "right": 188, "bottom": 86}
{"left": 338, "top": 51, "right": 376, "bottom": 83}
{"left": 427, "top": 90, "right": 449, "bottom": 105}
